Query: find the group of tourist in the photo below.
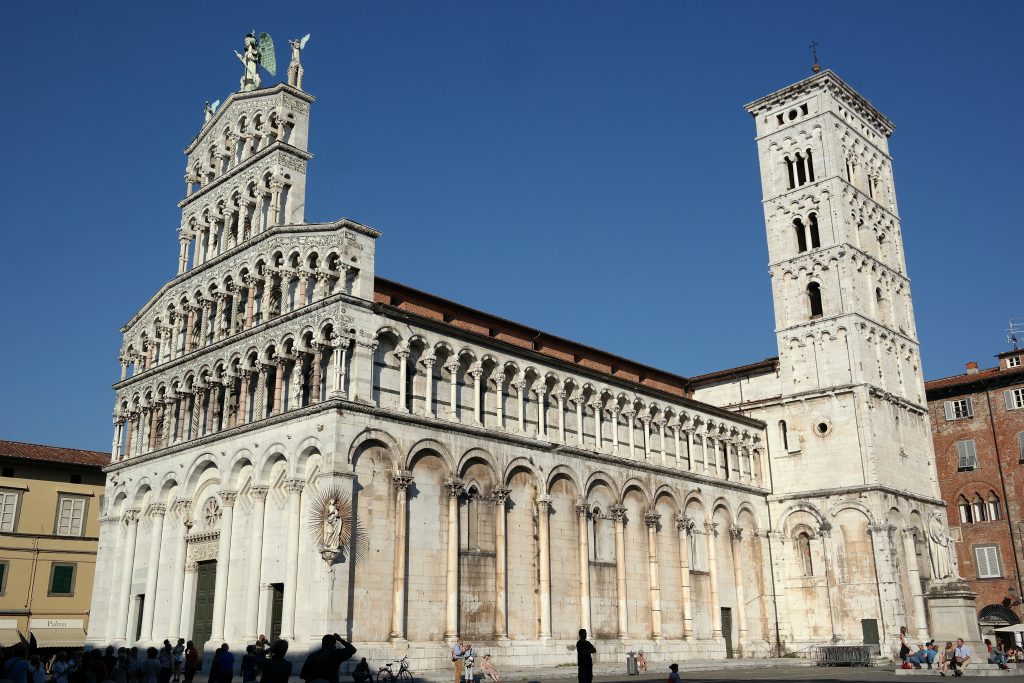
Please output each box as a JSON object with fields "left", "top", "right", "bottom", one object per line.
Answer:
{"left": 449, "top": 638, "right": 501, "bottom": 683}
{"left": 900, "top": 626, "right": 1014, "bottom": 675}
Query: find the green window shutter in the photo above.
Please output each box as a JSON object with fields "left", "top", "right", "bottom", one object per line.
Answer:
{"left": 50, "top": 565, "right": 74, "bottom": 594}
{"left": 944, "top": 401, "right": 955, "bottom": 420}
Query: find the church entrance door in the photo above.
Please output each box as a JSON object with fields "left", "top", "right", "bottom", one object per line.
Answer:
{"left": 192, "top": 561, "right": 217, "bottom": 653}
{"left": 721, "top": 608, "right": 733, "bottom": 658}
{"left": 270, "top": 583, "right": 284, "bottom": 641}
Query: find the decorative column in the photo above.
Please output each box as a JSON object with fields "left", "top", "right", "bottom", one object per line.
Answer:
{"left": 446, "top": 360, "right": 460, "bottom": 420}
{"left": 469, "top": 367, "right": 483, "bottom": 425}
{"left": 139, "top": 503, "right": 167, "bottom": 643}
{"left": 537, "top": 385, "right": 547, "bottom": 439}
{"left": 641, "top": 416, "right": 652, "bottom": 460}
{"left": 395, "top": 349, "right": 410, "bottom": 413}
{"left": 444, "top": 478, "right": 464, "bottom": 639}
{"left": 625, "top": 410, "right": 637, "bottom": 458}
{"left": 111, "top": 417, "right": 124, "bottom": 460}
{"left": 209, "top": 491, "right": 237, "bottom": 643}
{"left": 902, "top": 527, "right": 930, "bottom": 641}
{"left": 646, "top": 511, "right": 662, "bottom": 641}
{"left": 254, "top": 366, "right": 268, "bottom": 420}
{"left": 279, "top": 479, "right": 304, "bottom": 640}
{"left": 655, "top": 420, "right": 666, "bottom": 465}
{"left": 349, "top": 339, "right": 375, "bottom": 403}
{"left": 204, "top": 383, "right": 219, "bottom": 435}
{"left": 591, "top": 403, "right": 603, "bottom": 451}
{"left": 256, "top": 584, "right": 273, "bottom": 637}
{"left": 685, "top": 429, "right": 694, "bottom": 471}
{"left": 576, "top": 501, "right": 592, "bottom": 634}
{"left": 242, "top": 487, "right": 269, "bottom": 641}
{"left": 329, "top": 336, "right": 349, "bottom": 399}
{"left": 115, "top": 510, "right": 140, "bottom": 642}
{"left": 537, "top": 495, "right": 552, "bottom": 641}
{"left": 136, "top": 407, "right": 149, "bottom": 456}
{"left": 179, "top": 562, "right": 197, "bottom": 639}
{"left": 706, "top": 522, "right": 722, "bottom": 638}
{"left": 612, "top": 504, "right": 628, "bottom": 640}
{"left": 423, "top": 356, "right": 436, "bottom": 417}
{"left": 610, "top": 408, "right": 620, "bottom": 453}
{"left": 676, "top": 515, "right": 693, "bottom": 641}
{"left": 177, "top": 233, "right": 189, "bottom": 274}
{"left": 575, "top": 398, "right": 585, "bottom": 446}
{"left": 272, "top": 360, "right": 286, "bottom": 415}
{"left": 729, "top": 526, "right": 748, "bottom": 656}
{"left": 174, "top": 394, "right": 187, "bottom": 442}
{"left": 493, "top": 487, "right": 511, "bottom": 641}
{"left": 389, "top": 472, "right": 413, "bottom": 643}
{"left": 309, "top": 345, "right": 322, "bottom": 404}
{"left": 493, "top": 373, "right": 504, "bottom": 429}
{"left": 166, "top": 501, "right": 192, "bottom": 640}
{"left": 244, "top": 278, "right": 256, "bottom": 329}
{"left": 554, "top": 390, "right": 566, "bottom": 444}
{"left": 189, "top": 389, "right": 203, "bottom": 439}
{"left": 514, "top": 380, "right": 526, "bottom": 433}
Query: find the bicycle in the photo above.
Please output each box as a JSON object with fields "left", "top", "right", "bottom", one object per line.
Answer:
{"left": 376, "top": 656, "right": 413, "bottom": 683}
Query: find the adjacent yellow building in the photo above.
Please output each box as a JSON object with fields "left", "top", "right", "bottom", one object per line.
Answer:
{"left": 0, "top": 440, "right": 107, "bottom": 649}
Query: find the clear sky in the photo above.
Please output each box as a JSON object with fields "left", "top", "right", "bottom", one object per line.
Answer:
{"left": 2, "top": 2, "right": 1020, "bottom": 452}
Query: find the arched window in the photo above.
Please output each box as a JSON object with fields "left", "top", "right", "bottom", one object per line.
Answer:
{"left": 808, "top": 212, "right": 821, "bottom": 248}
{"left": 779, "top": 419, "right": 789, "bottom": 450}
{"left": 805, "top": 149, "right": 815, "bottom": 182}
{"left": 795, "top": 152, "right": 807, "bottom": 186}
{"left": 796, "top": 531, "right": 813, "bottom": 576}
{"left": 972, "top": 495, "right": 987, "bottom": 522}
{"left": 957, "top": 496, "right": 972, "bottom": 524}
{"left": 793, "top": 218, "right": 808, "bottom": 253}
{"left": 807, "top": 282, "right": 823, "bottom": 318}
{"left": 785, "top": 157, "right": 796, "bottom": 190}
{"left": 987, "top": 493, "right": 1001, "bottom": 521}
{"left": 875, "top": 287, "right": 884, "bottom": 304}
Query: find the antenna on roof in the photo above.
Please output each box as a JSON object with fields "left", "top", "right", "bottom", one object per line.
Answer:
{"left": 810, "top": 41, "right": 821, "bottom": 74}
{"left": 1008, "top": 317, "right": 1024, "bottom": 350}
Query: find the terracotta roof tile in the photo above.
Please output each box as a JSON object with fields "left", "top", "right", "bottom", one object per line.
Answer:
{"left": 925, "top": 364, "right": 1024, "bottom": 392}
{"left": 0, "top": 439, "right": 108, "bottom": 468}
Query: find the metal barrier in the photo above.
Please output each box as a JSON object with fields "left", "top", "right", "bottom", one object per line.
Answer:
{"left": 813, "top": 645, "right": 875, "bottom": 666}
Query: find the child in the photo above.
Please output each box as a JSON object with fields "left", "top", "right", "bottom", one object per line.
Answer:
{"left": 668, "top": 663, "right": 681, "bottom": 683}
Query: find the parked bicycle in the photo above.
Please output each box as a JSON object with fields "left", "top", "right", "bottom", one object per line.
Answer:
{"left": 376, "top": 656, "right": 413, "bottom": 683}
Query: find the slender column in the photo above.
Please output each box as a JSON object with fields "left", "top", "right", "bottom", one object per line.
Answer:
{"left": 272, "top": 361, "right": 286, "bottom": 415}
{"left": 390, "top": 473, "right": 414, "bottom": 643}
{"left": 645, "top": 512, "right": 662, "bottom": 641}
{"left": 676, "top": 515, "right": 693, "bottom": 641}
{"left": 396, "top": 349, "right": 409, "bottom": 412}
{"left": 537, "top": 495, "right": 552, "bottom": 641}
{"left": 166, "top": 501, "right": 192, "bottom": 640}
{"left": 611, "top": 408, "right": 620, "bottom": 453}
{"left": 728, "top": 527, "right": 747, "bottom": 656}
{"left": 444, "top": 478, "right": 463, "bottom": 639}
{"left": 446, "top": 360, "right": 460, "bottom": 420}
{"left": 514, "top": 380, "right": 526, "bottom": 433}
{"left": 554, "top": 391, "right": 566, "bottom": 443}
{"left": 575, "top": 398, "right": 584, "bottom": 446}
{"left": 120, "top": 359, "right": 128, "bottom": 381}
{"left": 185, "top": 307, "right": 196, "bottom": 352}
{"left": 234, "top": 375, "right": 249, "bottom": 426}
{"left": 188, "top": 390, "right": 202, "bottom": 439}
{"left": 576, "top": 501, "right": 592, "bottom": 634}
{"left": 242, "top": 487, "right": 269, "bottom": 641}
{"left": 309, "top": 346, "right": 322, "bottom": 404}
{"left": 137, "top": 408, "right": 149, "bottom": 456}
{"left": 641, "top": 416, "right": 652, "bottom": 459}
{"left": 672, "top": 426, "right": 681, "bottom": 467}
{"left": 537, "top": 386, "right": 547, "bottom": 438}
{"left": 209, "top": 491, "right": 237, "bottom": 642}
{"left": 330, "top": 337, "right": 349, "bottom": 399}
{"left": 625, "top": 411, "right": 636, "bottom": 457}
{"left": 139, "top": 504, "right": 167, "bottom": 642}
{"left": 254, "top": 367, "right": 268, "bottom": 419}
{"left": 686, "top": 430, "right": 694, "bottom": 471}
{"left": 612, "top": 505, "right": 628, "bottom": 639}
{"left": 706, "top": 523, "right": 722, "bottom": 638}
{"left": 200, "top": 302, "right": 213, "bottom": 347}
{"left": 352, "top": 339, "right": 376, "bottom": 402}
{"left": 177, "top": 236, "right": 189, "bottom": 274}
{"left": 173, "top": 396, "right": 186, "bottom": 442}
{"left": 204, "top": 384, "right": 218, "bottom": 434}
{"left": 470, "top": 368, "right": 483, "bottom": 424}
{"left": 244, "top": 280, "right": 256, "bottom": 329}
{"left": 493, "top": 373, "right": 504, "bottom": 428}
{"left": 256, "top": 584, "right": 272, "bottom": 637}
{"left": 148, "top": 406, "right": 159, "bottom": 450}
{"left": 591, "top": 403, "right": 603, "bottom": 451}
{"left": 423, "top": 357, "right": 436, "bottom": 417}
{"left": 493, "top": 487, "right": 511, "bottom": 640}
{"left": 179, "top": 563, "right": 197, "bottom": 639}
{"left": 702, "top": 436, "right": 712, "bottom": 474}
{"left": 902, "top": 527, "right": 930, "bottom": 641}
{"left": 655, "top": 420, "right": 666, "bottom": 465}
{"left": 111, "top": 418, "right": 123, "bottom": 459}
{"left": 123, "top": 415, "right": 134, "bottom": 458}
{"left": 297, "top": 274, "right": 308, "bottom": 308}
{"left": 279, "top": 479, "right": 304, "bottom": 640}
{"left": 115, "top": 510, "right": 140, "bottom": 642}
{"left": 260, "top": 274, "right": 272, "bottom": 320}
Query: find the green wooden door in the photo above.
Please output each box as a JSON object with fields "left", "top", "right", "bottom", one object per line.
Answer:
{"left": 721, "top": 607, "right": 733, "bottom": 659}
{"left": 270, "top": 583, "right": 284, "bottom": 641}
{"left": 192, "top": 561, "right": 217, "bottom": 653}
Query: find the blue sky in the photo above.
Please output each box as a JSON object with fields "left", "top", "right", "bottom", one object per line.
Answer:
{"left": 2, "top": 2, "right": 1020, "bottom": 451}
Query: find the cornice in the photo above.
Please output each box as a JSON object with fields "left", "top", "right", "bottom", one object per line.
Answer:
{"left": 768, "top": 483, "right": 942, "bottom": 508}
{"left": 185, "top": 83, "right": 316, "bottom": 154}
{"left": 776, "top": 311, "right": 921, "bottom": 349}
{"left": 178, "top": 141, "right": 313, "bottom": 209}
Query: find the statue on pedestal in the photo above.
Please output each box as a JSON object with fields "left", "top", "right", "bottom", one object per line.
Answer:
{"left": 288, "top": 34, "right": 310, "bottom": 90}
{"left": 235, "top": 32, "right": 277, "bottom": 92}
{"left": 927, "top": 509, "right": 961, "bottom": 581}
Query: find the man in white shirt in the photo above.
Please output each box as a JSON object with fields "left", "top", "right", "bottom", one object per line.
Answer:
{"left": 951, "top": 638, "right": 972, "bottom": 677}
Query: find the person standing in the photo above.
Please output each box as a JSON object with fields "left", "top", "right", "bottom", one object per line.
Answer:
{"left": 144, "top": 648, "right": 161, "bottom": 683}
{"left": 259, "top": 640, "right": 292, "bottom": 683}
{"left": 462, "top": 643, "right": 475, "bottom": 683}
{"left": 215, "top": 645, "right": 235, "bottom": 683}
{"left": 159, "top": 642, "right": 173, "bottom": 683}
{"left": 575, "top": 629, "right": 596, "bottom": 683}
{"left": 241, "top": 646, "right": 257, "bottom": 683}
{"left": 450, "top": 637, "right": 465, "bottom": 683}
{"left": 898, "top": 626, "right": 911, "bottom": 663}
{"left": 50, "top": 652, "right": 70, "bottom": 683}
{"left": 172, "top": 640, "right": 185, "bottom": 683}
{"left": 668, "top": 664, "right": 681, "bottom": 683}
{"left": 299, "top": 633, "right": 357, "bottom": 683}
{"left": 183, "top": 643, "right": 198, "bottom": 683}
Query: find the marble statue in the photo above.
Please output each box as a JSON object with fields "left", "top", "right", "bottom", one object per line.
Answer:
{"left": 235, "top": 32, "right": 276, "bottom": 92}
{"left": 927, "top": 509, "right": 959, "bottom": 581}
{"left": 288, "top": 34, "right": 310, "bottom": 90}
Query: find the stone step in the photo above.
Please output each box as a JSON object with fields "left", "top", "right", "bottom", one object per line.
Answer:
{"left": 895, "top": 662, "right": 1020, "bottom": 676}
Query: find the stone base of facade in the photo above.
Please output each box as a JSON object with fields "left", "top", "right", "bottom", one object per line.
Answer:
{"left": 926, "top": 580, "right": 983, "bottom": 648}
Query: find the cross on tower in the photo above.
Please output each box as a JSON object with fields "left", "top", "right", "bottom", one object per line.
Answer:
{"left": 810, "top": 41, "right": 821, "bottom": 73}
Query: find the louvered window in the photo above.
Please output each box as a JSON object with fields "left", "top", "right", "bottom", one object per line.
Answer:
{"left": 1005, "top": 389, "right": 1024, "bottom": 411}
{"left": 1019, "top": 433, "right": 1024, "bottom": 464}
{"left": 956, "top": 439, "right": 979, "bottom": 472}
{"left": 944, "top": 398, "right": 973, "bottom": 420}
{"left": 974, "top": 545, "right": 1001, "bottom": 579}
{"left": 0, "top": 491, "right": 19, "bottom": 533}
{"left": 56, "top": 496, "right": 87, "bottom": 536}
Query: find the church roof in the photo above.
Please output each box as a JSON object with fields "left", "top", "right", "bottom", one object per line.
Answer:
{"left": 0, "top": 439, "right": 108, "bottom": 468}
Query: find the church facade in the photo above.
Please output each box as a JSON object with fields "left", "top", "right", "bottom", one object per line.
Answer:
{"left": 87, "top": 57, "right": 976, "bottom": 668}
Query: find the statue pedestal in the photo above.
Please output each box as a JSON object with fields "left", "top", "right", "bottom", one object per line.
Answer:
{"left": 926, "top": 580, "right": 981, "bottom": 647}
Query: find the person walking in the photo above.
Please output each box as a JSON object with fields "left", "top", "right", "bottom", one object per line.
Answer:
{"left": 299, "top": 633, "right": 357, "bottom": 683}
{"left": 575, "top": 629, "right": 596, "bottom": 683}
{"left": 259, "top": 640, "right": 292, "bottom": 683}
{"left": 450, "top": 637, "right": 465, "bottom": 683}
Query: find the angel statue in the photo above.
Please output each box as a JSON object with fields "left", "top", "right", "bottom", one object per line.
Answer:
{"left": 288, "top": 34, "right": 310, "bottom": 90}
{"left": 235, "top": 32, "right": 277, "bottom": 92}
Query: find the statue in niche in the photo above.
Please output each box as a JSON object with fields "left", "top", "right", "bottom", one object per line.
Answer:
{"left": 235, "top": 32, "right": 276, "bottom": 92}
{"left": 927, "top": 509, "right": 959, "bottom": 581}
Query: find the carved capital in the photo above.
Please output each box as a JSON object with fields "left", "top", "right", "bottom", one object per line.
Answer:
{"left": 122, "top": 508, "right": 140, "bottom": 526}
{"left": 610, "top": 504, "right": 627, "bottom": 522}
{"left": 536, "top": 495, "right": 552, "bottom": 512}
{"left": 729, "top": 525, "right": 743, "bottom": 541}
{"left": 249, "top": 486, "right": 270, "bottom": 501}
{"left": 644, "top": 511, "right": 662, "bottom": 529}
{"left": 283, "top": 478, "right": 305, "bottom": 495}
{"left": 675, "top": 513, "right": 694, "bottom": 533}
{"left": 147, "top": 503, "right": 167, "bottom": 517}
{"left": 704, "top": 521, "right": 719, "bottom": 537}
{"left": 392, "top": 471, "right": 414, "bottom": 491}
{"left": 902, "top": 526, "right": 919, "bottom": 539}
{"left": 492, "top": 486, "right": 511, "bottom": 505}
{"left": 218, "top": 490, "right": 239, "bottom": 507}
{"left": 444, "top": 477, "right": 464, "bottom": 499}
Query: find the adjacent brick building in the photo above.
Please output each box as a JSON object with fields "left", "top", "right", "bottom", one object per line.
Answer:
{"left": 927, "top": 349, "right": 1024, "bottom": 635}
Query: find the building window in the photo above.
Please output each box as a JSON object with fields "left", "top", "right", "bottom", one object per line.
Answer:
{"left": 56, "top": 496, "right": 88, "bottom": 537}
{"left": 1018, "top": 432, "right": 1024, "bottom": 464}
{"left": 0, "top": 489, "right": 20, "bottom": 533}
{"left": 796, "top": 532, "right": 813, "bottom": 576}
{"left": 956, "top": 439, "right": 979, "bottom": 472}
{"left": 0, "top": 560, "right": 7, "bottom": 595}
{"left": 48, "top": 563, "right": 76, "bottom": 596}
{"left": 794, "top": 218, "right": 808, "bottom": 253}
{"left": 944, "top": 398, "right": 973, "bottom": 420}
{"left": 779, "top": 420, "right": 788, "bottom": 450}
{"left": 808, "top": 213, "right": 821, "bottom": 248}
{"left": 1008, "top": 356, "right": 1021, "bottom": 368}
{"left": 974, "top": 545, "right": 1002, "bottom": 579}
{"left": 1005, "top": 388, "right": 1024, "bottom": 411}
{"left": 807, "top": 282, "right": 823, "bottom": 318}
{"left": 972, "top": 495, "right": 988, "bottom": 522}
{"left": 958, "top": 497, "right": 972, "bottom": 524}
{"left": 987, "top": 494, "right": 1001, "bottom": 521}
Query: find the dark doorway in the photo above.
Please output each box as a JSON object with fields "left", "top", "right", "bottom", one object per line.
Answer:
{"left": 862, "top": 619, "right": 880, "bottom": 655}
{"left": 135, "top": 595, "right": 145, "bottom": 643}
{"left": 192, "top": 561, "right": 217, "bottom": 653}
{"left": 721, "top": 607, "right": 734, "bottom": 658}
{"left": 270, "top": 583, "right": 284, "bottom": 641}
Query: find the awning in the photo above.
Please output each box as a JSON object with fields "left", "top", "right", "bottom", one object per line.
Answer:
{"left": 0, "top": 628, "right": 23, "bottom": 647}
{"left": 29, "top": 628, "right": 86, "bottom": 648}
{"left": 994, "top": 624, "right": 1024, "bottom": 633}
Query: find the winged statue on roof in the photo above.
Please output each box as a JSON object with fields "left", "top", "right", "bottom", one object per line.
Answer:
{"left": 235, "top": 31, "right": 276, "bottom": 91}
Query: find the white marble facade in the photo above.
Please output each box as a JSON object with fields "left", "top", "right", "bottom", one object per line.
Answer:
{"left": 88, "top": 70, "right": 963, "bottom": 669}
